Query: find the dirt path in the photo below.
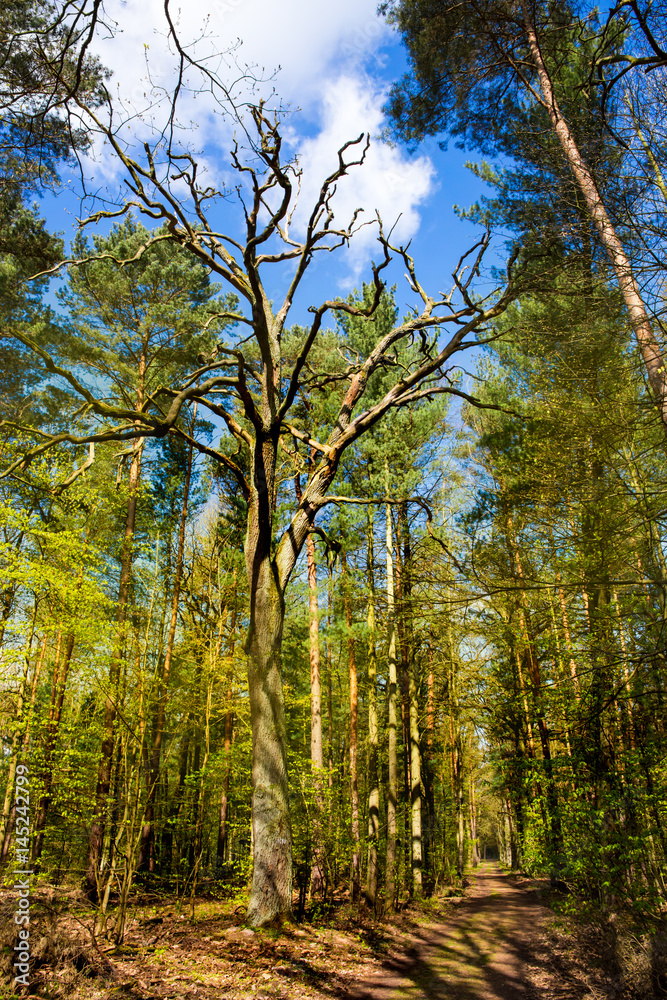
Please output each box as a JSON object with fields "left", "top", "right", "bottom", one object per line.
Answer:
{"left": 349, "top": 862, "right": 549, "bottom": 1000}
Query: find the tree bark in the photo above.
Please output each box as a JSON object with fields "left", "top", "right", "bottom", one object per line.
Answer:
{"left": 401, "top": 503, "right": 423, "bottom": 896}
{"left": 342, "top": 550, "right": 361, "bottom": 902}
{"left": 365, "top": 507, "right": 380, "bottom": 910}
{"left": 385, "top": 497, "right": 398, "bottom": 914}
{"left": 423, "top": 642, "right": 437, "bottom": 887}
{"left": 245, "top": 437, "right": 293, "bottom": 925}
{"left": 305, "top": 528, "right": 326, "bottom": 897}
{"left": 394, "top": 513, "right": 412, "bottom": 888}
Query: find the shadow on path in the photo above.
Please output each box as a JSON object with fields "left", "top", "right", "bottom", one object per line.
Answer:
{"left": 348, "top": 863, "right": 548, "bottom": 1000}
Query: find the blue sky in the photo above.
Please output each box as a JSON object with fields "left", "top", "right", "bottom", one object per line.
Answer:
{"left": 44, "top": 0, "right": 503, "bottom": 328}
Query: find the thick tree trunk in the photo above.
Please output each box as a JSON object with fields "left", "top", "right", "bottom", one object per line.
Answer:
{"left": 522, "top": 5, "right": 667, "bottom": 434}
{"left": 245, "top": 539, "right": 292, "bottom": 926}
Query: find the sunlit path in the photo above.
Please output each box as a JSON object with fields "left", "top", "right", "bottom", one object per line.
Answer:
{"left": 350, "top": 863, "right": 546, "bottom": 1000}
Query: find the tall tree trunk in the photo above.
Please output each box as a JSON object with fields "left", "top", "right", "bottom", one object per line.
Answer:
{"left": 423, "top": 642, "right": 437, "bottom": 889}
{"left": 385, "top": 498, "right": 398, "bottom": 914}
{"left": 245, "top": 436, "right": 292, "bottom": 926}
{"left": 306, "top": 528, "right": 326, "bottom": 896}
{"left": 87, "top": 436, "right": 144, "bottom": 898}
{"left": 139, "top": 422, "right": 195, "bottom": 873}
{"left": 188, "top": 654, "right": 204, "bottom": 871}
{"left": 522, "top": 4, "right": 667, "bottom": 433}
{"left": 190, "top": 661, "right": 213, "bottom": 921}
{"left": 342, "top": 550, "right": 361, "bottom": 902}
{"left": 450, "top": 707, "right": 465, "bottom": 879}
{"left": 401, "top": 503, "right": 423, "bottom": 896}
{"left": 307, "top": 532, "right": 323, "bottom": 775}
{"left": 469, "top": 765, "right": 479, "bottom": 867}
{"left": 217, "top": 702, "right": 234, "bottom": 866}
{"left": 32, "top": 632, "right": 75, "bottom": 862}
{"left": 327, "top": 564, "right": 335, "bottom": 791}
{"left": 394, "top": 512, "right": 412, "bottom": 890}
{"left": 217, "top": 604, "right": 237, "bottom": 868}
{"left": 505, "top": 515, "right": 564, "bottom": 885}
{"left": 0, "top": 580, "right": 19, "bottom": 650}
{"left": 0, "top": 622, "right": 42, "bottom": 864}
{"left": 365, "top": 508, "right": 380, "bottom": 910}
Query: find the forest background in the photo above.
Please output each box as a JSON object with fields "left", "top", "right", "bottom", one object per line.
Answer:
{"left": 1, "top": 0, "right": 667, "bottom": 981}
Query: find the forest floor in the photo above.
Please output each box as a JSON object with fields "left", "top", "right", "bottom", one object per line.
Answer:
{"left": 2, "top": 861, "right": 652, "bottom": 999}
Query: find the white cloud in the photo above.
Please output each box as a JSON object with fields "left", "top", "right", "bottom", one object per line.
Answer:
{"left": 77, "top": 0, "right": 433, "bottom": 277}
{"left": 289, "top": 76, "right": 435, "bottom": 281}
{"left": 94, "top": 0, "right": 393, "bottom": 112}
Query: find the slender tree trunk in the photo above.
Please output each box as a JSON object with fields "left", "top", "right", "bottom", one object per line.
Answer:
{"left": 522, "top": 4, "right": 667, "bottom": 433}
{"left": 557, "top": 576, "right": 582, "bottom": 700}
{"left": 307, "top": 532, "right": 323, "bottom": 774}
{"left": 394, "top": 513, "right": 412, "bottom": 891}
{"left": 32, "top": 631, "right": 75, "bottom": 862}
{"left": 342, "top": 550, "right": 361, "bottom": 902}
{"left": 365, "top": 508, "right": 380, "bottom": 910}
{"left": 0, "top": 623, "right": 43, "bottom": 864}
{"left": 385, "top": 498, "right": 398, "bottom": 914}
{"left": 190, "top": 663, "right": 213, "bottom": 921}
{"left": 469, "top": 767, "right": 479, "bottom": 867}
{"left": 506, "top": 515, "right": 564, "bottom": 884}
{"left": 139, "top": 422, "right": 195, "bottom": 873}
{"left": 400, "top": 504, "right": 423, "bottom": 895}
{"left": 446, "top": 643, "right": 465, "bottom": 881}
{"left": 0, "top": 581, "right": 19, "bottom": 650}
{"left": 423, "top": 643, "right": 437, "bottom": 891}
{"left": 217, "top": 704, "right": 234, "bottom": 866}
{"left": 87, "top": 437, "right": 144, "bottom": 898}
{"left": 327, "top": 565, "right": 335, "bottom": 792}
{"left": 451, "top": 723, "right": 465, "bottom": 879}
{"left": 217, "top": 605, "right": 237, "bottom": 868}
{"left": 306, "top": 529, "right": 326, "bottom": 896}
{"left": 188, "top": 656, "right": 204, "bottom": 871}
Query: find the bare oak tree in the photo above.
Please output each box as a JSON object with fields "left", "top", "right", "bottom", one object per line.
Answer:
{"left": 2, "top": 15, "right": 523, "bottom": 924}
